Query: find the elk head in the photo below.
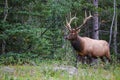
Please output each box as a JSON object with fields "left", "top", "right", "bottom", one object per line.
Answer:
{"left": 65, "top": 11, "right": 93, "bottom": 41}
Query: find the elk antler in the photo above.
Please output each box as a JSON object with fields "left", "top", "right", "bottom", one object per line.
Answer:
{"left": 76, "top": 11, "right": 93, "bottom": 30}
{"left": 65, "top": 13, "right": 77, "bottom": 31}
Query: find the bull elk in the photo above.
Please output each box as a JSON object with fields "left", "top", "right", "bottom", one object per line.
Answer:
{"left": 65, "top": 12, "right": 111, "bottom": 63}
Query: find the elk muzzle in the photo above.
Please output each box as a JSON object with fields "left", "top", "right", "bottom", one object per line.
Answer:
{"left": 64, "top": 35, "right": 69, "bottom": 40}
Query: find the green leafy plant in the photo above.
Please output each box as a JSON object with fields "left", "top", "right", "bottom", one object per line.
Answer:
{"left": 0, "top": 52, "right": 40, "bottom": 65}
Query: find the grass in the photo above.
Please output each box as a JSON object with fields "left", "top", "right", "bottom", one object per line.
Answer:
{"left": 0, "top": 60, "right": 120, "bottom": 80}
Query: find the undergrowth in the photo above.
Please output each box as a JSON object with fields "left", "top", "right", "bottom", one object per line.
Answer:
{"left": 0, "top": 52, "right": 42, "bottom": 65}
{"left": 0, "top": 52, "right": 120, "bottom": 80}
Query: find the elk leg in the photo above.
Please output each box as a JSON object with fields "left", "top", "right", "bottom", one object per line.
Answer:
{"left": 74, "top": 54, "right": 80, "bottom": 68}
{"left": 88, "top": 56, "right": 98, "bottom": 65}
{"left": 106, "top": 56, "right": 111, "bottom": 63}
{"left": 106, "top": 53, "right": 111, "bottom": 62}
{"left": 86, "top": 55, "right": 97, "bottom": 64}
{"left": 100, "top": 57, "right": 105, "bottom": 62}
{"left": 75, "top": 54, "right": 85, "bottom": 68}
{"left": 77, "top": 54, "right": 84, "bottom": 64}
{"left": 86, "top": 55, "right": 91, "bottom": 64}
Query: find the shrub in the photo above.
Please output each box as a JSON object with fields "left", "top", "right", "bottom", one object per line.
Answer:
{"left": 0, "top": 52, "right": 40, "bottom": 65}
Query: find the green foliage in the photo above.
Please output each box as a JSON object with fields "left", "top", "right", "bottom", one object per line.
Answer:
{"left": 0, "top": 52, "right": 40, "bottom": 65}
{"left": 0, "top": 0, "right": 120, "bottom": 63}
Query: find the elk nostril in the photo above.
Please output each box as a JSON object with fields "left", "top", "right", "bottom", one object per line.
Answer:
{"left": 64, "top": 36, "right": 68, "bottom": 39}
{"left": 64, "top": 36, "right": 67, "bottom": 39}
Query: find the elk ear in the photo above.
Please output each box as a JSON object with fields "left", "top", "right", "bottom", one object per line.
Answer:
{"left": 76, "top": 29, "right": 80, "bottom": 33}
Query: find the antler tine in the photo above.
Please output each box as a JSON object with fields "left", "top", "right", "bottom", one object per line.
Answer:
{"left": 76, "top": 11, "right": 93, "bottom": 30}
{"left": 89, "top": 11, "right": 92, "bottom": 16}
{"left": 65, "top": 13, "right": 77, "bottom": 31}
{"left": 65, "top": 18, "right": 72, "bottom": 31}
{"left": 69, "top": 16, "right": 77, "bottom": 25}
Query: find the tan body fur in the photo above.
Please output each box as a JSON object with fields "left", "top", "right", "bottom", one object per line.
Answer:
{"left": 77, "top": 36, "right": 110, "bottom": 60}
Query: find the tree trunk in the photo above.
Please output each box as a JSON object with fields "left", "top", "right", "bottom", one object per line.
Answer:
{"left": 113, "top": 0, "right": 118, "bottom": 54}
{"left": 109, "top": 0, "right": 116, "bottom": 45}
{"left": 93, "top": 0, "right": 99, "bottom": 39}
{"left": 3, "top": 0, "right": 8, "bottom": 22}
{"left": 2, "top": 0, "right": 8, "bottom": 54}
{"left": 113, "top": 14, "right": 117, "bottom": 54}
{"left": 109, "top": 0, "right": 117, "bottom": 54}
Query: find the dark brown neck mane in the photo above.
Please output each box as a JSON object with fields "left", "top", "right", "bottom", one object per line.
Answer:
{"left": 70, "top": 36, "right": 83, "bottom": 52}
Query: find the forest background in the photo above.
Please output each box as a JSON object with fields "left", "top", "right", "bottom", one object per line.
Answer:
{"left": 0, "top": 0, "right": 120, "bottom": 65}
